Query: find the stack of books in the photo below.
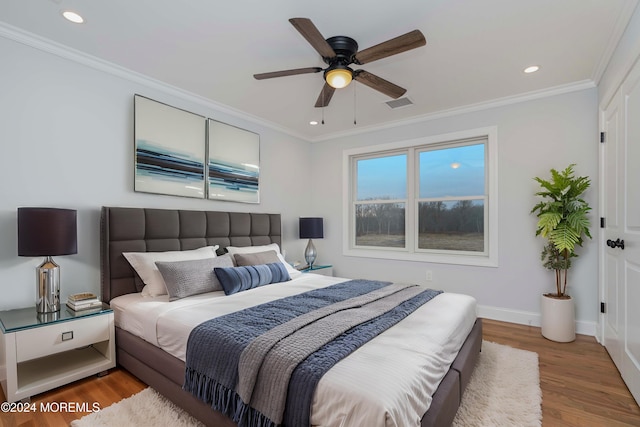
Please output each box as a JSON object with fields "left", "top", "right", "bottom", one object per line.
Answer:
{"left": 66, "top": 293, "right": 102, "bottom": 311}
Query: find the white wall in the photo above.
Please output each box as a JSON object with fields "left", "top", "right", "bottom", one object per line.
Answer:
{"left": 0, "top": 35, "right": 312, "bottom": 310}
{"left": 0, "top": 28, "right": 602, "bottom": 335}
{"left": 311, "top": 89, "right": 600, "bottom": 333}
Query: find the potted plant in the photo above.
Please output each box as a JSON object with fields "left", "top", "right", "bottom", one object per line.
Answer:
{"left": 531, "top": 164, "right": 592, "bottom": 342}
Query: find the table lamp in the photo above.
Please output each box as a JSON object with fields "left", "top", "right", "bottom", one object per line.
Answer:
{"left": 18, "top": 207, "right": 77, "bottom": 313}
{"left": 299, "top": 217, "right": 323, "bottom": 269}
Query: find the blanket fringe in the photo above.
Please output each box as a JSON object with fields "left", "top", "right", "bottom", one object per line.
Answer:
{"left": 184, "top": 368, "right": 278, "bottom": 427}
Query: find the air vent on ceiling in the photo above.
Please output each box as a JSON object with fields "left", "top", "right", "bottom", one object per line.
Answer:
{"left": 385, "top": 97, "right": 413, "bottom": 109}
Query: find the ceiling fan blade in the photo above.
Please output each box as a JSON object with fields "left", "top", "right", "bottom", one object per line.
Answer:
{"left": 354, "top": 70, "right": 406, "bottom": 99}
{"left": 315, "top": 83, "right": 336, "bottom": 108}
{"left": 289, "top": 18, "right": 336, "bottom": 59}
{"left": 355, "top": 30, "right": 426, "bottom": 65}
{"left": 254, "top": 67, "right": 323, "bottom": 80}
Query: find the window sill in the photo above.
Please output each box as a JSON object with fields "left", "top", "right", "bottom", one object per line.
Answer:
{"left": 343, "top": 247, "right": 498, "bottom": 267}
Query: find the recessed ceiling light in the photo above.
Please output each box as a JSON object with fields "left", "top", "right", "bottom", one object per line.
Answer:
{"left": 62, "top": 10, "right": 84, "bottom": 24}
{"left": 309, "top": 121, "right": 318, "bottom": 126}
{"left": 450, "top": 162, "right": 461, "bottom": 169}
{"left": 524, "top": 65, "right": 540, "bottom": 74}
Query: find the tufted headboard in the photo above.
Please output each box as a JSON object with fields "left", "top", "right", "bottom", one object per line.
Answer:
{"left": 100, "top": 206, "right": 281, "bottom": 303}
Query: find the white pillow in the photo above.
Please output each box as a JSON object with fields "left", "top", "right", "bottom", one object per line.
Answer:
{"left": 226, "top": 243, "right": 301, "bottom": 279}
{"left": 123, "top": 245, "right": 219, "bottom": 296}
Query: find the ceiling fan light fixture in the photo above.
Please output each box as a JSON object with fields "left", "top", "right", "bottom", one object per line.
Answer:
{"left": 255, "top": 19, "right": 426, "bottom": 108}
{"left": 325, "top": 66, "right": 353, "bottom": 89}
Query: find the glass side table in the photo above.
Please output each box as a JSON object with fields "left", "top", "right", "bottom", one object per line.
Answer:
{"left": 300, "top": 264, "right": 333, "bottom": 276}
{"left": 0, "top": 304, "right": 115, "bottom": 402}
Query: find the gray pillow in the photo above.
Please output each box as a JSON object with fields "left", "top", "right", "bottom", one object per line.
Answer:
{"left": 156, "top": 254, "right": 234, "bottom": 301}
{"left": 233, "top": 250, "right": 280, "bottom": 266}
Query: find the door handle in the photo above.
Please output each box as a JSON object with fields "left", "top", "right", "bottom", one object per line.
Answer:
{"left": 606, "top": 238, "right": 625, "bottom": 250}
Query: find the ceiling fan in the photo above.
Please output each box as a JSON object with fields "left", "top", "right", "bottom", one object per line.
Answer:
{"left": 253, "top": 18, "right": 426, "bottom": 108}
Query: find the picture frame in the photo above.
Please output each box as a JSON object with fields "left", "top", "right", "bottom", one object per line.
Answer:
{"left": 134, "top": 95, "right": 206, "bottom": 199}
{"left": 207, "top": 119, "right": 260, "bottom": 203}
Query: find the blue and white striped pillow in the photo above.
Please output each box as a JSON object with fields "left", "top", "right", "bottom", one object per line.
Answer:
{"left": 214, "top": 262, "right": 291, "bottom": 295}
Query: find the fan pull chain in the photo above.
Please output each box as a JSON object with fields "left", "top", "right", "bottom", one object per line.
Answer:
{"left": 321, "top": 85, "right": 325, "bottom": 125}
{"left": 353, "top": 82, "right": 357, "bottom": 125}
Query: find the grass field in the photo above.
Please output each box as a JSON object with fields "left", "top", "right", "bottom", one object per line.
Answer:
{"left": 356, "top": 232, "right": 484, "bottom": 252}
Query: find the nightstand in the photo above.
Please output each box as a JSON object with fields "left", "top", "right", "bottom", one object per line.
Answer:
{"left": 301, "top": 264, "right": 333, "bottom": 276}
{"left": 0, "top": 304, "right": 115, "bottom": 403}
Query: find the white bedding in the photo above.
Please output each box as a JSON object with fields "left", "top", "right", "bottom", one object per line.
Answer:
{"left": 110, "top": 274, "right": 477, "bottom": 427}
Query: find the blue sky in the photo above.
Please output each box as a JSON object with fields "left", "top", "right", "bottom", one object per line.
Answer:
{"left": 357, "top": 144, "right": 485, "bottom": 200}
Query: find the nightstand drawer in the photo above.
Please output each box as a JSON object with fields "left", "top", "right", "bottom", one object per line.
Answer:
{"left": 15, "top": 315, "right": 109, "bottom": 362}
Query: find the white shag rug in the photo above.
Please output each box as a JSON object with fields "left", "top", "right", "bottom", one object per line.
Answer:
{"left": 72, "top": 341, "right": 541, "bottom": 427}
{"left": 70, "top": 387, "right": 204, "bottom": 427}
{"left": 452, "top": 341, "right": 542, "bottom": 427}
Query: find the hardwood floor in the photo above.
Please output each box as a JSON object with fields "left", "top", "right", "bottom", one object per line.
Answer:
{"left": 1, "top": 319, "right": 639, "bottom": 426}
{"left": 483, "top": 319, "right": 640, "bottom": 427}
{"left": 0, "top": 368, "right": 146, "bottom": 427}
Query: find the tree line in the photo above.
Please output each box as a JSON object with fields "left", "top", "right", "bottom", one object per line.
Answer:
{"left": 356, "top": 200, "right": 484, "bottom": 236}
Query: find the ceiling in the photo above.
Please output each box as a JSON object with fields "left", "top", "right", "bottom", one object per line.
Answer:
{"left": 0, "top": 0, "right": 637, "bottom": 141}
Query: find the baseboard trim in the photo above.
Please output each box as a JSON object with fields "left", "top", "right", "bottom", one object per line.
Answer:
{"left": 478, "top": 304, "right": 597, "bottom": 337}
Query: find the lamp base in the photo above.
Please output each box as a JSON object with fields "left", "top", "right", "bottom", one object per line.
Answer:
{"left": 304, "top": 239, "right": 318, "bottom": 269}
{"left": 37, "top": 256, "right": 60, "bottom": 313}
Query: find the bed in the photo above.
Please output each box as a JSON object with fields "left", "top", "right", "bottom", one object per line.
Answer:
{"left": 100, "top": 206, "right": 482, "bottom": 427}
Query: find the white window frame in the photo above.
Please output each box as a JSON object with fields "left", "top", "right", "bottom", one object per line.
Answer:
{"left": 352, "top": 150, "right": 409, "bottom": 252}
{"left": 342, "top": 126, "right": 498, "bottom": 267}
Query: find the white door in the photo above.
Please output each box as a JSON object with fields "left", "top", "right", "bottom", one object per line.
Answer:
{"left": 601, "top": 58, "right": 640, "bottom": 405}
{"left": 602, "top": 90, "right": 623, "bottom": 369}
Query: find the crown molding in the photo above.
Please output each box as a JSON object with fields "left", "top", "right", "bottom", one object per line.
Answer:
{"left": 0, "top": 22, "right": 600, "bottom": 145}
{"left": 0, "top": 22, "right": 309, "bottom": 142}
{"left": 311, "top": 79, "right": 596, "bottom": 142}
{"left": 591, "top": 0, "right": 640, "bottom": 84}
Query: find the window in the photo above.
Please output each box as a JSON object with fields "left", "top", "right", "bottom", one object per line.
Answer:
{"left": 343, "top": 127, "right": 498, "bottom": 267}
{"left": 417, "top": 143, "right": 485, "bottom": 252}
{"left": 355, "top": 153, "right": 406, "bottom": 248}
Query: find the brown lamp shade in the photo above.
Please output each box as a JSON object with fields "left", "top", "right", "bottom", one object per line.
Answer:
{"left": 18, "top": 207, "right": 78, "bottom": 256}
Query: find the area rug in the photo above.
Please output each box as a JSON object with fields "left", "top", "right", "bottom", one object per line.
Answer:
{"left": 452, "top": 341, "right": 542, "bottom": 427}
{"left": 72, "top": 341, "right": 541, "bottom": 427}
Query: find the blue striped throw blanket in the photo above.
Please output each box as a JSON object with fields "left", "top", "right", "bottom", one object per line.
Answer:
{"left": 183, "top": 279, "right": 442, "bottom": 427}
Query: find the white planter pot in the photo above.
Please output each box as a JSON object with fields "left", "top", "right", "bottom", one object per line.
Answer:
{"left": 540, "top": 294, "right": 575, "bottom": 342}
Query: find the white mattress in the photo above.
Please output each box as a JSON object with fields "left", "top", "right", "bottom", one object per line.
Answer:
{"left": 110, "top": 274, "right": 477, "bottom": 427}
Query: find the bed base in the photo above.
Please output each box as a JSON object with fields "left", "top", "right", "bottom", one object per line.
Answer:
{"left": 115, "top": 318, "right": 482, "bottom": 427}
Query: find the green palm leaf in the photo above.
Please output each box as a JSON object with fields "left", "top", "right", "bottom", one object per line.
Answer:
{"left": 549, "top": 224, "right": 580, "bottom": 253}
{"left": 536, "top": 212, "right": 561, "bottom": 237}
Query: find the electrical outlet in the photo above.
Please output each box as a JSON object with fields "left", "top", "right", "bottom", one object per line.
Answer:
{"left": 426, "top": 270, "right": 433, "bottom": 281}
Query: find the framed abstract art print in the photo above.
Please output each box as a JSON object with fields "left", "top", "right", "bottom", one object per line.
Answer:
{"left": 134, "top": 95, "right": 206, "bottom": 199}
